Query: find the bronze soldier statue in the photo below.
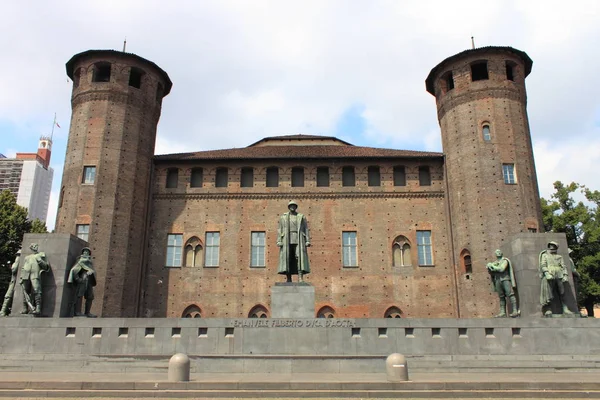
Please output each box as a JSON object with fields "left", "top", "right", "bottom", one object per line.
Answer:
{"left": 20, "top": 243, "right": 50, "bottom": 316}
{"left": 277, "top": 200, "right": 311, "bottom": 282}
{"left": 67, "top": 247, "right": 97, "bottom": 317}
{"left": 539, "top": 241, "right": 573, "bottom": 317}
{"left": 0, "top": 250, "right": 21, "bottom": 317}
{"left": 487, "top": 249, "right": 519, "bottom": 318}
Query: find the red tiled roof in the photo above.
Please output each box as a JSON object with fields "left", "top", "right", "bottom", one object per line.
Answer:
{"left": 155, "top": 145, "right": 442, "bottom": 162}
{"left": 248, "top": 134, "right": 352, "bottom": 146}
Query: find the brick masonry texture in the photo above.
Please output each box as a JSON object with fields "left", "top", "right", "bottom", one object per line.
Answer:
{"left": 55, "top": 46, "right": 542, "bottom": 318}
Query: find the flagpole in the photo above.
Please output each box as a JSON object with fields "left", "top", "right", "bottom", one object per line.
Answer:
{"left": 51, "top": 113, "right": 56, "bottom": 141}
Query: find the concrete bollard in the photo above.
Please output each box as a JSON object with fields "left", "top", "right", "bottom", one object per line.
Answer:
{"left": 168, "top": 353, "right": 191, "bottom": 382}
{"left": 386, "top": 353, "right": 409, "bottom": 382}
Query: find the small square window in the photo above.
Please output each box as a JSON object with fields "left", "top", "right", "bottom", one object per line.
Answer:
{"left": 82, "top": 166, "right": 96, "bottom": 184}
{"left": 502, "top": 164, "right": 516, "bottom": 184}
{"left": 76, "top": 224, "right": 89, "bottom": 242}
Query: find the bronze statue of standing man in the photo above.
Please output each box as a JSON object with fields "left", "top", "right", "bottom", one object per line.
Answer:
{"left": 539, "top": 241, "right": 573, "bottom": 317}
{"left": 20, "top": 243, "right": 50, "bottom": 316}
{"left": 487, "top": 249, "right": 519, "bottom": 317}
{"left": 277, "top": 200, "right": 311, "bottom": 282}
{"left": 67, "top": 247, "right": 97, "bottom": 317}
{"left": 0, "top": 250, "right": 21, "bottom": 317}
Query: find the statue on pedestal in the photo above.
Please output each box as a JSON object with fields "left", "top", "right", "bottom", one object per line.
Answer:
{"left": 0, "top": 250, "right": 21, "bottom": 317}
{"left": 539, "top": 241, "right": 573, "bottom": 317}
{"left": 277, "top": 200, "right": 311, "bottom": 282}
{"left": 20, "top": 243, "right": 50, "bottom": 316}
{"left": 67, "top": 247, "right": 97, "bottom": 317}
{"left": 487, "top": 249, "right": 519, "bottom": 317}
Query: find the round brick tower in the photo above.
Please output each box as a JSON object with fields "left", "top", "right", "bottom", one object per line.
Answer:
{"left": 56, "top": 50, "right": 172, "bottom": 317}
{"left": 426, "top": 46, "right": 543, "bottom": 317}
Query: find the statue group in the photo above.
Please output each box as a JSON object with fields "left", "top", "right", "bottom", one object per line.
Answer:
{"left": 0, "top": 208, "right": 580, "bottom": 319}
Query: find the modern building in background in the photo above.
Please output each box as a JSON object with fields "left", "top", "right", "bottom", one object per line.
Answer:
{"left": 55, "top": 46, "right": 543, "bottom": 319}
{"left": 0, "top": 137, "right": 54, "bottom": 222}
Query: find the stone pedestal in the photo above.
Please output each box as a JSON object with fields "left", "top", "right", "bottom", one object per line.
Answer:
{"left": 271, "top": 282, "right": 315, "bottom": 318}
{"left": 13, "top": 233, "right": 87, "bottom": 318}
{"left": 500, "top": 233, "right": 578, "bottom": 318}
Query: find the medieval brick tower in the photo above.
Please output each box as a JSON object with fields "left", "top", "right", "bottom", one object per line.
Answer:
{"left": 426, "top": 47, "right": 543, "bottom": 317}
{"left": 56, "top": 50, "right": 172, "bottom": 317}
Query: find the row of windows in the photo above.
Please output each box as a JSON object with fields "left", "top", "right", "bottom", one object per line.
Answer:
{"left": 166, "top": 165, "right": 432, "bottom": 189}
{"left": 166, "top": 231, "right": 434, "bottom": 268}
{"left": 79, "top": 162, "right": 514, "bottom": 189}
{"left": 73, "top": 62, "right": 164, "bottom": 100}
{"left": 441, "top": 60, "right": 517, "bottom": 93}
{"left": 182, "top": 304, "right": 403, "bottom": 319}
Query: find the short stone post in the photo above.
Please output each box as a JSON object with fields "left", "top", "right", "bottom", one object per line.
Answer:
{"left": 168, "top": 353, "right": 190, "bottom": 382}
{"left": 386, "top": 353, "right": 409, "bottom": 382}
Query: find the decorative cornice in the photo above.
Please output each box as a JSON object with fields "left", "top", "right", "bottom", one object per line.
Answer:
{"left": 154, "top": 191, "right": 445, "bottom": 201}
{"left": 437, "top": 87, "right": 526, "bottom": 120}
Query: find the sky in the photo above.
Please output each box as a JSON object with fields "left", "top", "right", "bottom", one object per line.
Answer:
{"left": 1, "top": 1, "right": 599, "bottom": 230}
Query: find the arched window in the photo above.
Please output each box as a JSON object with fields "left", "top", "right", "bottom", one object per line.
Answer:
{"left": 384, "top": 306, "right": 402, "bottom": 318}
{"left": 184, "top": 237, "right": 203, "bottom": 267}
{"left": 92, "top": 62, "right": 111, "bottom": 83}
{"left": 182, "top": 304, "right": 202, "bottom": 318}
{"left": 482, "top": 123, "right": 491, "bottom": 141}
{"left": 190, "top": 168, "right": 203, "bottom": 188}
{"left": 392, "top": 236, "right": 412, "bottom": 267}
{"left": 317, "top": 306, "right": 335, "bottom": 318}
{"left": 460, "top": 249, "right": 472, "bottom": 274}
{"left": 248, "top": 305, "right": 269, "bottom": 318}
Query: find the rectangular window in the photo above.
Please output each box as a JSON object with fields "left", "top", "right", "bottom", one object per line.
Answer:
{"left": 471, "top": 62, "right": 489, "bottom": 81}
{"left": 316, "top": 166, "right": 329, "bottom": 187}
{"left": 266, "top": 167, "right": 279, "bottom": 187}
{"left": 166, "top": 234, "right": 183, "bottom": 267}
{"left": 215, "top": 168, "right": 228, "bottom": 187}
{"left": 342, "top": 231, "right": 358, "bottom": 267}
{"left": 250, "top": 231, "right": 266, "bottom": 267}
{"left": 419, "top": 166, "right": 431, "bottom": 186}
{"left": 342, "top": 166, "right": 355, "bottom": 187}
{"left": 166, "top": 168, "right": 178, "bottom": 188}
{"left": 393, "top": 166, "right": 406, "bottom": 186}
{"left": 368, "top": 166, "right": 381, "bottom": 186}
{"left": 240, "top": 167, "right": 253, "bottom": 188}
{"left": 190, "top": 168, "right": 203, "bottom": 188}
{"left": 76, "top": 224, "right": 89, "bottom": 241}
{"left": 205, "top": 232, "right": 220, "bottom": 267}
{"left": 416, "top": 230, "right": 433, "bottom": 266}
{"left": 291, "top": 167, "right": 304, "bottom": 187}
{"left": 82, "top": 166, "right": 96, "bottom": 184}
{"left": 502, "top": 164, "right": 516, "bottom": 184}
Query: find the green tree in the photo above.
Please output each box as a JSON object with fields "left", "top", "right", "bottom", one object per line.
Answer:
{"left": 541, "top": 181, "right": 600, "bottom": 316}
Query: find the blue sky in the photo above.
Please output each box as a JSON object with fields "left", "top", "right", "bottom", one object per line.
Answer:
{"left": 1, "top": 1, "right": 599, "bottom": 230}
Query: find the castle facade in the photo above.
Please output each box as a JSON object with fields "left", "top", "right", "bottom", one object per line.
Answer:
{"left": 55, "top": 46, "right": 542, "bottom": 318}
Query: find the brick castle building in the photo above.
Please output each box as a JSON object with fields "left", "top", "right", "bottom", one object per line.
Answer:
{"left": 55, "top": 46, "right": 542, "bottom": 318}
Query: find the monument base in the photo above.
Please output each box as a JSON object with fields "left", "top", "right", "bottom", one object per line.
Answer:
{"left": 271, "top": 282, "right": 315, "bottom": 318}
{"left": 13, "top": 233, "right": 87, "bottom": 318}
